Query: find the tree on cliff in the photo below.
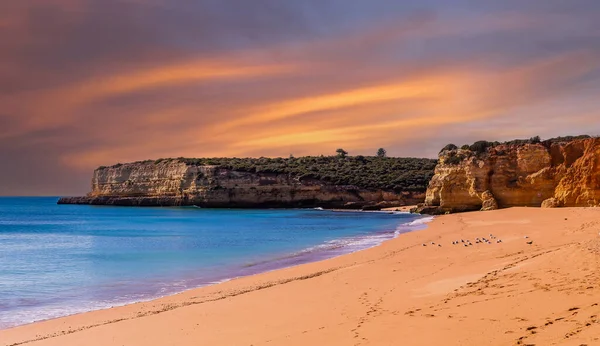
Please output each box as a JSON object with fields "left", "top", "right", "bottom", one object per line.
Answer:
{"left": 377, "top": 148, "right": 387, "bottom": 157}
{"left": 336, "top": 148, "right": 348, "bottom": 158}
{"left": 440, "top": 144, "right": 458, "bottom": 153}
{"left": 469, "top": 141, "right": 493, "bottom": 154}
{"left": 530, "top": 136, "right": 541, "bottom": 144}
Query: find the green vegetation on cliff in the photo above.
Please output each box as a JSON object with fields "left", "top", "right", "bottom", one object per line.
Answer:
{"left": 110, "top": 156, "right": 437, "bottom": 192}
{"left": 441, "top": 135, "right": 593, "bottom": 156}
{"left": 437, "top": 135, "right": 594, "bottom": 166}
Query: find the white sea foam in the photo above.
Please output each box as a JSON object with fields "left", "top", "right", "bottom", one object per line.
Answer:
{"left": 405, "top": 216, "right": 435, "bottom": 226}
{"left": 287, "top": 215, "right": 433, "bottom": 259}
{"left": 394, "top": 216, "right": 434, "bottom": 236}
{"left": 0, "top": 301, "right": 115, "bottom": 329}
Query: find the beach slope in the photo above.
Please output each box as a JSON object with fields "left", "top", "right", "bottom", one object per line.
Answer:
{"left": 3, "top": 207, "right": 600, "bottom": 346}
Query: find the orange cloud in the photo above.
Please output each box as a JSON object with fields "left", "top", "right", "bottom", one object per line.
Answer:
{"left": 5, "top": 9, "right": 600, "bottom": 175}
{"left": 79, "top": 61, "right": 295, "bottom": 101}
{"left": 218, "top": 76, "right": 453, "bottom": 130}
{"left": 54, "top": 48, "right": 600, "bottom": 170}
{"left": 0, "top": 58, "right": 298, "bottom": 140}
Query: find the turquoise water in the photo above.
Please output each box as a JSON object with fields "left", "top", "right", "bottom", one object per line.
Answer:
{"left": 0, "top": 197, "right": 428, "bottom": 329}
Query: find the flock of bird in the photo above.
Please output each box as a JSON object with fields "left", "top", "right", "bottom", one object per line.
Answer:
{"left": 422, "top": 234, "right": 533, "bottom": 247}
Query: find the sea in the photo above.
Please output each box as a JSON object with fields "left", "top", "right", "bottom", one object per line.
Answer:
{"left": 0, "top": 197, "right": 431, "bottom": 329}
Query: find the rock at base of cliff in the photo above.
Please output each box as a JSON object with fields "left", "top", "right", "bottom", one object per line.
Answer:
{"left": 411, "top": 204, "right": 447, "bottom": 215}
{"left": 480, "top": 190, "right": 499, "bottom": 211}
{"left": 361, "top": 205, "right": 382, "bottom": 211}
{"left": 541, "top": 197, "right": 561, "bottom": 208}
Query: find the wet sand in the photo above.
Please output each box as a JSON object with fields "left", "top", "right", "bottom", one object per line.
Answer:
{"left": 3, "top": 207, "right": 600, "bottom": 346}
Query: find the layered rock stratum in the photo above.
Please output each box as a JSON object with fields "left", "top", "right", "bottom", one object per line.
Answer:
{"left": 417, "top": 136, "right": 600, "bottom": 214}
{"left": 58, "top": 157, "right": 436, "bottom": 209}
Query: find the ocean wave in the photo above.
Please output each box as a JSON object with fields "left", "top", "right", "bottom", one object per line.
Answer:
{"left": 244, "top": 215, "right": 432, "bottom": 269}
{"left": 299, "top": 232, "right": 395, "bottom": 254}
{"left": 241, "top": 232, "right": 396, "bottom": 269}
{"left": 0, "top": 220, "right": 84, "bottom": 226}
{"left": 405, "top": 216, "right": 435, "bottom": 226}
{"left": 0, "top": 301, "right": 115, "bottom": 330}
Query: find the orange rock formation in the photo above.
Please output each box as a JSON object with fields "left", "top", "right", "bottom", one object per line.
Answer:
{"left": 420, "top": 137, "right": 600, "bottom": 213}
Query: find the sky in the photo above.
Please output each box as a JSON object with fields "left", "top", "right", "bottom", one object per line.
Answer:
{"left": 1, "top": 0, "right": 600, "bottom": 195}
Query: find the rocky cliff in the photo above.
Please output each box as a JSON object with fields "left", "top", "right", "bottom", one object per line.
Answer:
{"left": 58, "top": 157, "right": 435, "bottom": 208}
{"left": 417, "top": 136, "right": 600, "bottom": 214}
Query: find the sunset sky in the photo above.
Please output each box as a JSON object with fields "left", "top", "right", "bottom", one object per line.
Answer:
{"left": 1, "top": 1, "right": 600, "bottom": 195}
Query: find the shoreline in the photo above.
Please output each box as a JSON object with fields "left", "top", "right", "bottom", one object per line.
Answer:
{"left": 0, "top": 209, "right": 427, "bottom": 331}
{"left": 3, "top": 207, "right": 600, "bottom": 345}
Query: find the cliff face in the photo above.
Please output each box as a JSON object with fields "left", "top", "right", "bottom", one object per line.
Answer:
{"left": 59, "top": 160, "right": 426, "bottom": 208}
{"left": 419, "top": 137, "right": 600, "bottom": 214}
{"left": 554, "top": 140, "right": 600, "bottom": 207}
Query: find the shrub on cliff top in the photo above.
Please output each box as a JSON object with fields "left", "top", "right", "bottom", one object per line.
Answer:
{"left": 544, "top": 135, "right": 591, "bottom": 144}
{"left": 469, "top": 141, "right": 494, "bottom": 154}
{"left": 444, "top": 155, "right": 463, "bottom": 165}
{"left": 504, "top": 139, "right": 531, "bottom": 146}
{"left": 138, "top": 156, "right": 438, "bottom": 192}
{"left": 500, "top": 135, "right": 589, "bottom": 147}
{"left": 436, "top": 135, "right": 592, "bottom": 157}
{"left": 440, "top": 144, "right": 458, "bottom": 153}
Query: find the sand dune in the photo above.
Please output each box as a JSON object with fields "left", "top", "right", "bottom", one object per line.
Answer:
{"left": 3, "top": 207, "right": 600, "bottom": 346}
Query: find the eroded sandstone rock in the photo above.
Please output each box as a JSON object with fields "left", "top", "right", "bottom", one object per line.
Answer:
{"left": 480, "top": 190, "right": 498, "bottom": 211}
{"left": 422, "top": 137, "right": 600, "bottom": 213}
{"left": 58, "top": 160, "right": 426, "bottom": 208}
{"left": 541, "top": 198, "right": 560, "bottom": 208}
{"left": 554, "top": 139, "right": 600, "bottom": 207}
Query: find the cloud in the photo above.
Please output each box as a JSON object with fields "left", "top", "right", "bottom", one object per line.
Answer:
{"left": 1, "top": 0, "right": 600, "bottom": 195}
{"left": 0, "top": 58, "right": 299, "bottom": 139}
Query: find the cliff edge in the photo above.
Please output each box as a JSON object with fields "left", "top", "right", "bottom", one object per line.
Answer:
{"left": 58, "top": 156, "right": 437, "bottom": 209}
{"left": 416, "top": 136, "right": 599, "bottom": 214}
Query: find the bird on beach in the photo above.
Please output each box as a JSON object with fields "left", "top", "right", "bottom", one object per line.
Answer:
{"left": 422, "top": 243, "right": 427, "bottom": 247}
{"left": 526, "top": 241, "right": 533, "bottom": 245}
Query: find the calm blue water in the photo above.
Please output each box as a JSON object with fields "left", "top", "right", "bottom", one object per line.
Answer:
{"left": 0, "top": 197, "right": 428, "bottom": 329}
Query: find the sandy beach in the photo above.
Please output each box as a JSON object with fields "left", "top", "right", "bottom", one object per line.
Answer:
{"left": 3, "top": 207, "right": 600, "bottom": 346}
